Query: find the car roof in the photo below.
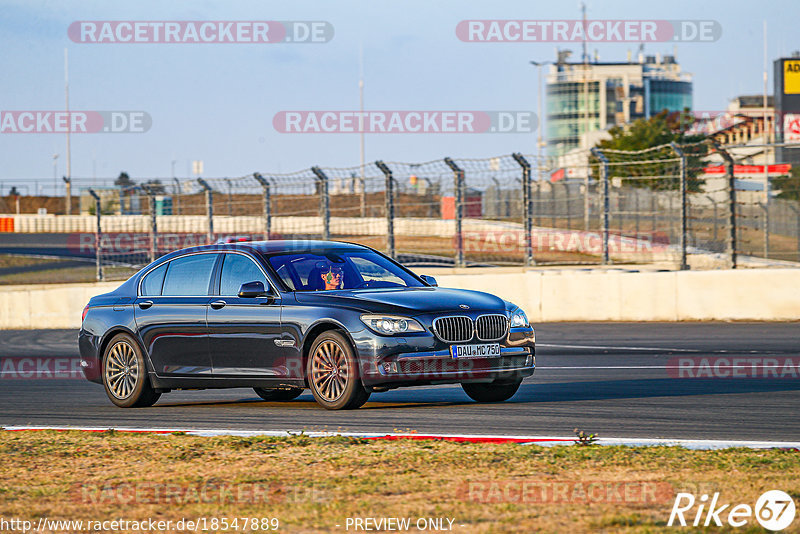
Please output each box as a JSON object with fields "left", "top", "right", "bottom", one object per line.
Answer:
{"left": 156, "top": 239, "right": 370, "bottom": 261}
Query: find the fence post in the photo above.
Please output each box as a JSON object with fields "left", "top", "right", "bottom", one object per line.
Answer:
{"left": 651, "top": 193, "right": 657, "bottom": 232}
{"left": 535, "top": 182, "right": 542, "bottom": 227}
{"left": 590, "top": 148, "right": 610, "bottom": 265}
{"left": 141, "top": 185, "right": 158, "bottom": 263}
{"left": 253, "top": 173, "right": 272, "bottom": 240}
{"left": 564, "top": 182, "right": 572, "bottom": 230}
{"left": 512, "top": 153, "right": 534, "bottom": 267}
{"left": 311, "top": 167, "right": 331, "bottom": 240}
{"left": 444, "top": 157, "right": 465, "bottom": 268}
{"left": 87, "top": 188, "right": 103, "bottom": 281}
{"left": 173, "top": 178, "right": 182, "bottom": 215}
{"left": 705, "top": 195, "right": 718, "bottom": 243}
{"left": 584, "top": 164, "right": 591, "bottom": 231}
{"left": 788, "top": 204, "right": 800, "bottom": 262}
{"left": 671, "top": 142, "right": 688, "bottom": 270}
{"left": 709, "top": 141, "right": 737, "bottom": 268}
{"left": 375, "top": 161, "right": 396, "bottom": 259}
{"left": 761, "top": 203, "right": 770, "bottom": 259}
{"left": 197, "top": 178, "right": 214, "bottom": 244}
{"left": 63, "top": 176, "right": 72, "bottom": 215}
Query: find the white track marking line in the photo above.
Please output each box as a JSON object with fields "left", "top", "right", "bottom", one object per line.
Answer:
{"left": 1, "top": 425, "right": 797, "bottom": 450}
{"left": 538, "top": 343, "right": 701, "bottom": 351}
{"left": 539, "top": 365, "right": 800, "bottom": 370}
{"left": 537, "top": 343, "right": 763, "bottom": 354}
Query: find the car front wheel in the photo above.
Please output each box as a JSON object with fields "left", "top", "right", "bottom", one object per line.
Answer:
{"left": 461, "top": 379, "right": 522, "bottom": 403}
{"left": 307, "top": 330, "right": 370, "bottom": 410}
{"left": 102, "top": 333, "right": 161, "bottom": 408}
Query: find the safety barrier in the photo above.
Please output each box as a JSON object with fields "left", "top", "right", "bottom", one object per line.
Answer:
{"left": 0, "top": 268, "right": 797, "bottom": 329}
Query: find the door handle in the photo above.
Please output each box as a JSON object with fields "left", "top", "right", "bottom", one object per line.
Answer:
{"left": 210, "top": 300, "right": 226, "bottom": 310}
{"left": 138, "top": 300, "right": 153, "bottom": 310}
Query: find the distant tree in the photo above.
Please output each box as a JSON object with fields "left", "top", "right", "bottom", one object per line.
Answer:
{"left": 773, "top": 166, "right": 800, "bottom": 201}
{"left": 8, "top": 186, "right": 20, "bottom": 196}
{"left": 591, "top": 109, "right": 707, "bottom": 191}
{"left": 115, "top": 172, "right": 135, "bottom": 188}
{"left": 597, "top": 109, "right": 704, "bottom": 153}
{"left": 142, "top": 179, "right": 166, "bottom": 195}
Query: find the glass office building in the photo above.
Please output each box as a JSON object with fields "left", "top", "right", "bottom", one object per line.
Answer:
{"left": 546, "top": 54, "right": 692, "bottom": 157}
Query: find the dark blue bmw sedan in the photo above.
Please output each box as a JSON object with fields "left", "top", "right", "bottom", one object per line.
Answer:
{"left": 79, "top": 240, "right": 535, "bottom": 410}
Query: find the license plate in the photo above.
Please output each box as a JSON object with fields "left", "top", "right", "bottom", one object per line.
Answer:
{"left": 450, "top": 343, "right": 501, "bottom": 359}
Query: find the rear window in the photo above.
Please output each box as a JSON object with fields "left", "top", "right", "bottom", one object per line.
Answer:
{"left": 140, "top": 262, "right": 168, "bottom": 296}
{"left": 161, "top": 254, "right": 218, "bottom": 296}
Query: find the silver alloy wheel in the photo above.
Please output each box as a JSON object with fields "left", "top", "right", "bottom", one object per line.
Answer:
{"left": 311, "top": 340, "right": 349, "bottom": 402}
{"left": 105, "top": 341, "right": 139, "bottom": 400}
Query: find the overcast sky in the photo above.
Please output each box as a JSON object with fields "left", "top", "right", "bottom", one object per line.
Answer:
{"left": 1, "top": 0, "right": 798, "bottom": 189}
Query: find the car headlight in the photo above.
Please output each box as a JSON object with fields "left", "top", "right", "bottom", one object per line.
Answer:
{"left": 509, "top": 308, "right": 529, "bottom": 328}
{"left": 360, "top": 314, "right": 425, "bottom": 335}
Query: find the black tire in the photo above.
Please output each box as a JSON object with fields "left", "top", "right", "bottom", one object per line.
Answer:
{"left": 306, "top": 330, "right": 370, "bottom": 410}
{"left": 101, "top": 333, "right": 161, "bottom": 408}
{"left": 253, "top": 387, "right": 304, "bottom": 401}
{"left": 461, "top": 379, "right": 522, "bottom": 403}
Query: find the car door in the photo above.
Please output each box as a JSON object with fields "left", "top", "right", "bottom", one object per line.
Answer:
{"left": 206, "top": 252, "right": 287, "bottom": 377}
{"left": 133, "top": 252, "right": 217, "bottom": 376}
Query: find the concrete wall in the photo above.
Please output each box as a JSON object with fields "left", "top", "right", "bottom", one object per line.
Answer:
{"left": 430, "top": 268, "right": 800, "bottom": 323}
{"left": 0, "top": 269, "right": 797, "bottom": 329}
{"left": 0, "top": 282, "right": 119, "bottom": 330}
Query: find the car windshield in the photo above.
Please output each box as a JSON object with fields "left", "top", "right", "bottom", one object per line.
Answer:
{"left": 265, "top": 249, "right": 425, "bottom": 291}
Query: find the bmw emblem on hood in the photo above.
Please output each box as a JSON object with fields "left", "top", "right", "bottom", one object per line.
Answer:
{"left": 459, "top": 304, "right": 470, "bottom": 309}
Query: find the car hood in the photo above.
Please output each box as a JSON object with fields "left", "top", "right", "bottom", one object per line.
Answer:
{"left": 293, "top": 287, "right": 508, "bottom": 315}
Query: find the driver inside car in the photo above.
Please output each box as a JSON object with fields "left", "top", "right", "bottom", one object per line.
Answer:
{"left": 318, "top": 262, "right": 344, "bottom": 290}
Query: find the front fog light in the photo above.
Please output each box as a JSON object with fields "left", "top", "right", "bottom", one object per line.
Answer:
{"left": 381, "top": 361, "right": 398, "bottom": 374}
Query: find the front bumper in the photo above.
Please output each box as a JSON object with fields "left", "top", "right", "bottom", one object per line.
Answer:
{"left": 354, "top": 326, "right": 536, "bottom": 387}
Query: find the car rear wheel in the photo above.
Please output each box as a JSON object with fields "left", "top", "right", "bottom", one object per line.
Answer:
{"left": 307, "top": 331, "right": 370, "bottom": 410}
{"left": 102, "top": 333, "right": 161, "bottom": 408}
{"left": 461, "top": 379, "right": 522, "bottom": 403}
{"left": 253, "top": 387, "right": 304, "bottom": 401}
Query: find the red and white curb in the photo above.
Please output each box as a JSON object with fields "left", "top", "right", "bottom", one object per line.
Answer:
{"left": 1, "top": 425, "right": 798, "bottom": 450}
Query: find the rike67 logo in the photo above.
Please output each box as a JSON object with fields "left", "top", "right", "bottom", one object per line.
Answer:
{"left": 669, "top": 490, "right": 796, "bottom": 531}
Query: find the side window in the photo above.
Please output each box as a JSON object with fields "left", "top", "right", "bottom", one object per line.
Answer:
{"left": 140, "top": 262, "right": 168, "bottom": 296}
{"left": 161, "top": 254, "right": 218, "bottom": 296}
{"left": 274, "top": 263, "right": 296, "bottom": 291}
{"left": 219, "top": 254, "right": 268, "bottom": 296}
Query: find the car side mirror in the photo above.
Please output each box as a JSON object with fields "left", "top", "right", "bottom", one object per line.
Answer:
{"left": 238, "top": 281, "right": 268, "bottom": 298}
{"left": 420, "top": 275, "right": 438, "bottom": 287}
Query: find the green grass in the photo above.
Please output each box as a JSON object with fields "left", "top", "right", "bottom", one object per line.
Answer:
{"left": 0, "top": 430, "right": 798, "bottom": 532}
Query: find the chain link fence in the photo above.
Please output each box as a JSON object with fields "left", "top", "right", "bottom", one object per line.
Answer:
{"left": 6, "top": 143, "right": 798, "bottom": 280}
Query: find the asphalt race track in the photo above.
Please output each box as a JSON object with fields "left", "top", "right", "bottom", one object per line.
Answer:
{"left": 1, "top": 323, "right": 799, "bottom": 442}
